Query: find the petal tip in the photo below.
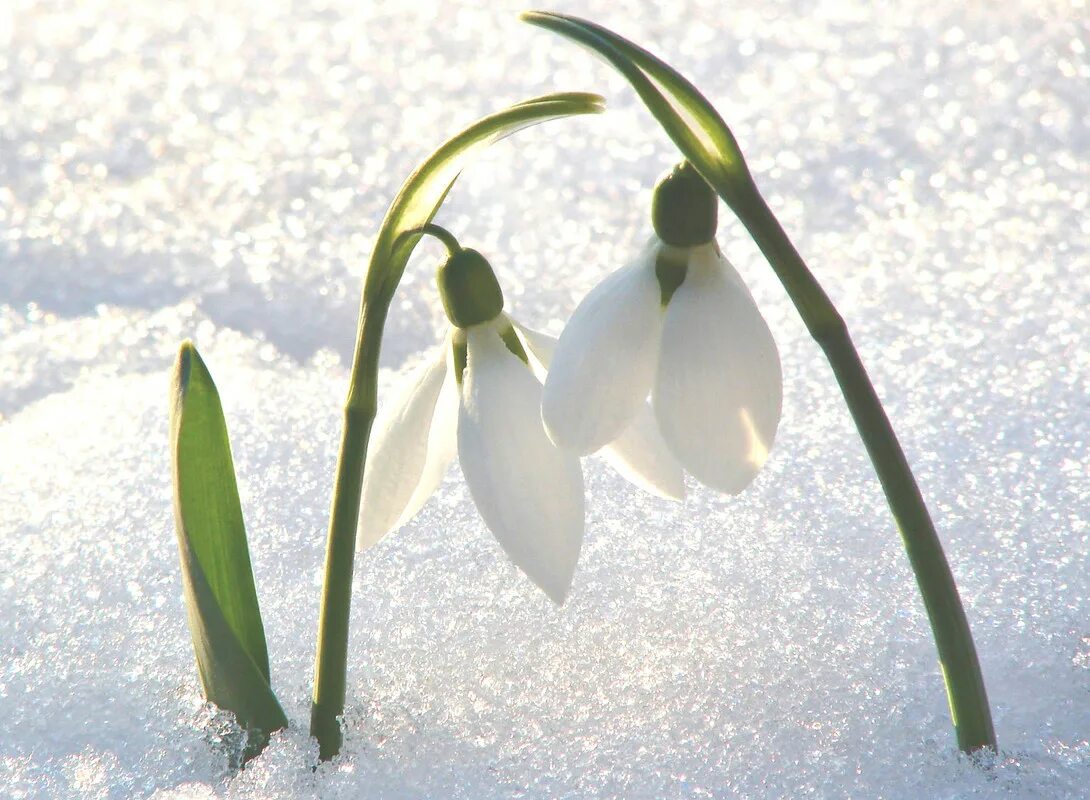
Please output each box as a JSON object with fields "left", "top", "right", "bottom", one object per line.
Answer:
{"left": 356, "top": 517, "right": 392, "bottom": 552}
{"left": 540, "top": 392, "right": 597, "bottom": 455}
{"left": 541, "top": 574, "right": 574, "bottom": 606}
{"left": 692, "top": 464, "right": 760, "bottom": 496}
{"left": 664, "top": 483, "right": 687, "bottom": 502}
{"left": 541, "top": 415, "right": 591, "bottom": 455}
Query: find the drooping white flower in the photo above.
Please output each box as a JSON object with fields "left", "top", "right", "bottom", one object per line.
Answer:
{"left": 357, "top": 243, "right": 684, "bottom": 604}
{"left": 541, "top": 164, "right": 783, "bottom": 495}
{"left": 513, "top": 322, "right": 685, "bottom": 502}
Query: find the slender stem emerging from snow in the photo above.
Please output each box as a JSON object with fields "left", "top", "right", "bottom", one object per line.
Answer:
{"left": 518, "top": 11, "right": 995, "bottom": 754}
{"left": 307, "top": 91, "right": 605, "bottom": 761}
{"left": 729, "top": 172, "right": 997, "bottom": 754}
{"left": 310, "top": 304, "right": 386, "bottom": 761}
{"left": 309, "top": 229, "right": 471, "bottom": 760}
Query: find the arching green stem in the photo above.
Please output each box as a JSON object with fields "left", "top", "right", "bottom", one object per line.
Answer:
{"left": 733, "top": 178, "right": 995, "bottom": 754}
{"left": 408, "top": 223, "right": 464, "bottom": 257}
{"left": 308, "top": 92, "right": 604, "bottom": 760}
{"left": 521, "top": 11, "right": 996, "bottom": 754}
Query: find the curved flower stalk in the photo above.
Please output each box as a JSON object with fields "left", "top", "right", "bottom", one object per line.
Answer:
{"left": 310, "top": 92, "right": 605, "bottom": 760}
{"left": 543, "top": 164, "right": 782, "bottom": 495}
{"left": 359, "top": 229, "right": 685, "bottom": 604}
{"left": 522, "top": 11, "right": 996, "bottom": 754}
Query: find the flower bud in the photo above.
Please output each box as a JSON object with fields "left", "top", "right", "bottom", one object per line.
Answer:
{"left": 651, "top": 161, "right": 717, "bottom": 247}
{"left": 437, "top": 248, "right": 505, "bottom": 328}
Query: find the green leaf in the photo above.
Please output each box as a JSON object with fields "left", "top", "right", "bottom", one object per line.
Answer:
{"left": 519, "top": 13, "right": 752, "bottom": 205}
{"left": 170, "top": 341, "right": 287, "bottom": 760}
{"left": 360, "top": 91, "right": 605, "bottom": 310}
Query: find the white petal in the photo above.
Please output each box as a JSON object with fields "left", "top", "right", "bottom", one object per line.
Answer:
{"left": 541, "top": 240, "right": 665, "bottom": 454}
{"left": 510, "top": 320, "right": 556, "bottom": 381}
{"left": 357, "top": 343, "right": 457, "bottom": 549}
{"left": 458, "top": 323, "right": 584, "bottom": 604}
{"left": 395, "top": 350, "right": 459, "bottom": 525}
{"left": 653, "top": 245, "right": 783, "bottom": 494}
{"left": 515, "top": 320, "right": 684, "bottom": 501}
{"left": 600, "top": 407, "right": 687, "bottom": 500}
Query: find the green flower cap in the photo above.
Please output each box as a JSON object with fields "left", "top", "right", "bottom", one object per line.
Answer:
{"left": 437, "top": 248, "right": 505, "bottom": 328}
{"left": 651, "top": 161, "right": 717, "bottom": 247}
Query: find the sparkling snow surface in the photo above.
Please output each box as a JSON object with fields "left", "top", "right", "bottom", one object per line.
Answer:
{"left": 2, "top": 0, "right": 1088, "bottom": 797}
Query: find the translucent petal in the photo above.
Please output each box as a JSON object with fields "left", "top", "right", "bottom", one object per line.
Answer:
{"left": 510, "top": 320, "right": 556, "bottom": 382}
{"left": 654, "top": 245, "right": 783, "bottom": 494}
{"left": 358, "top": 343, "right": 457, "bottom": 549}
{"left": 514, "top": 320, "right": 684, "bottom": 500}
{"left": 394, "top": 348, "right": 459, "bottom": 527}
{"left": 599, "top": 406, "right": 687, "bottom": 500}
{"left": 541, "top": 240, "right": 664, "bottom": 454}
{"left": 459, "top": 323, "right": 584, "bottom": 604}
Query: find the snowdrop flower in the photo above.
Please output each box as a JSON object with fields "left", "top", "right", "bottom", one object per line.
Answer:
{"left": 542, "top": 163, "right": 783, "bottom": 494}
{"left": 357, "top": 233, "right": 683, "bottom": 603}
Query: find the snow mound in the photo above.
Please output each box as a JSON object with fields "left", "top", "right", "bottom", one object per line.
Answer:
{"left": 2, "top": 0, "right": 1088, "bottom": 797}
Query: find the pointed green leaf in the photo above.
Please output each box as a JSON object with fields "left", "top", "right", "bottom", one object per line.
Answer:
{"left": 170, "top": 341, "right": 287, "bottom": 755}
{"left": 520, "top": 13, "right": 752, "bottom": 204}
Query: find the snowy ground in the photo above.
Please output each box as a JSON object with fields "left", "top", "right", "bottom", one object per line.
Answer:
{"left": 2, "top": 0, "right": 1088, "bottom": 797}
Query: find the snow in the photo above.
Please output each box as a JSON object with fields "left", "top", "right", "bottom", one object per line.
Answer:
{"left": 1, "top": 0, "right": 1088, "bottom": 797}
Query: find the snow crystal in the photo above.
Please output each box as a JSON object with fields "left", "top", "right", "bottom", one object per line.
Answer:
{"left": 1, "top": 0, "right": 1088, "bottom": 797}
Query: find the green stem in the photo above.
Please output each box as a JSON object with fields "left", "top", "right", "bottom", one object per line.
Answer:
{"left": 309, "top": 305, "right": 386, "bottom": 761}
{"left": 306, "top": 91, "right": 605, "bottom": 761}
{"left": 414, "top": 223, "right": 463, "bottom": 256}
{"left": 517, "top": 7, "right": 990, "bottom": 752}
{"left": 309, "top": 230, "right": 467, "bottom": 760}
{"left": 726, "top": 169, "right": 996, "bottom": 753}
